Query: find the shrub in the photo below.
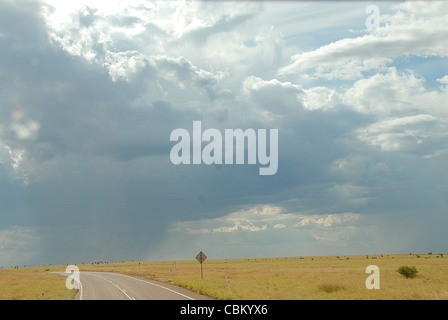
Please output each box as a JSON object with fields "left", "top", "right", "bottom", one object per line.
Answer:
{"left": 397, "top": 266, "right": 419, "bottom": 279}
{"left": 319, "top": 283, "right": 344, "bottom": 293}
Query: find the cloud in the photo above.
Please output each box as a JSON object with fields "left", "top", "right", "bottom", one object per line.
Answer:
{"left": 0, "top": 226, "right": 33, "bottom": 250}
{"left": 172, "top": 205, "right": 363, "bottom": 236}
{"left": 172, "top": 205, "right": 291, "bottom": 234}
{"left": 437, "top": 75, "right": 448, "bottom": 85}
{"left": 10, "top": 121, "right": 40, "bottom": 140}
{"left": 303, "top": 86, "right": 341, "bottom": 111}
{"left": 8, "top": 106, "right": 41, "bottom": 142}
{"left": 296, "top": 212, "right": 360, "bottom": 229}
{"left": 240, "top": 76, "right": 304, "bottom": 123}
{"left": 213, "top": 223, "right": 267, "bottom": 233}
{"left": 1, "top": 0, "right": 447, "bottom": 266}
{"left": 149, "top": 55, "right": 223, "bottom": 99}
{"left": 278, "top": 1, "right": 448, "bottom": 80}
{"left": 104, "top": 50, "right": 148, "bottom": 82}
{"left": 356, "top": 114, "right": 439, "bottom": 151}
{"left": 163, "top": 205, "right": 380, "bottom": 259}
{"left": 0, "top": 226, "right": 37, "bottom": 266}
{"left": 342, "top": 67, "right": 428, "bottom": 115}
{"left": 329, "top": 184, "right": 371, "bottom": 207}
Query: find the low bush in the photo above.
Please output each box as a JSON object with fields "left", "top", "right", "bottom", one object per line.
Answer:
{"left": 397, "top": 266, "right": 419, "bottom": 279}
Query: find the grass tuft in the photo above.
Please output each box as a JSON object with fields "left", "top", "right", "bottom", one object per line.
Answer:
{"left": 319, "top": 283, "right": 345, "bottom": 293}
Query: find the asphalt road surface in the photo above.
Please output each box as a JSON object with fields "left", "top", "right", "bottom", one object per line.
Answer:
{"left": 57, "top": 271, "right": 213, "bottom": 300}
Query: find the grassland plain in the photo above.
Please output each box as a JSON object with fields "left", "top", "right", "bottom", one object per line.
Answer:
{"left": 0, "top": 253, "right": 447, "bottom": 300}
{"left": 0, "top": 267, "right": 76, "bottom": 300}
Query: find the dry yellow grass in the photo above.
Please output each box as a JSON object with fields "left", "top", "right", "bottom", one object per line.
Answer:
{"left": 1, "top": 253, "right": 447, "bottom": 300}
{"left": 0, "top": 267, "right": 76, "bottom": 300}
{"left": 77, "top": 253, "right": 448, "bottom": 300}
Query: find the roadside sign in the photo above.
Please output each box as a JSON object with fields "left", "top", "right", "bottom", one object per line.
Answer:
{"left": 196, "top": 251, "right": 207, "bottom": 279}
{"left": 196, "top": 251, "right": 207, "bottom": 264}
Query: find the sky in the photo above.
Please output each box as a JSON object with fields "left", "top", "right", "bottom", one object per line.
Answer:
{"left": 0, "top": 0, "right": 447, "bottom": 267}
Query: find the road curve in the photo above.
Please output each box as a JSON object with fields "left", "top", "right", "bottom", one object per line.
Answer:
{"left": 58, "top": 271, "right": 213, "bottom": 300}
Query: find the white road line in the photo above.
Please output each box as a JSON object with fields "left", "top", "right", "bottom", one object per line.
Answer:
{"left": 89, "top": 273, "right": 135, "bottom": 300}
{"left": 54, "top": 272, "right": 83, "bottom": 300}
{"left": 118, "top": 274, "right": 196, "bottom": 300}
{"left": 74, "top": 277, "right": 83, "bottom": 300}
{"left": 57, "top": 271, "right": 195, "bottom": 300}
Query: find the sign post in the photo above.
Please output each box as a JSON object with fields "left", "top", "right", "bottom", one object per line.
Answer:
{"left": 195, "top": 251, "right": 207, "bottom": 279}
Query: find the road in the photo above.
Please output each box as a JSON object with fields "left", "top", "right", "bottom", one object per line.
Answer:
{"left": 57, "top": 271, "right": 213, "bottom": 300}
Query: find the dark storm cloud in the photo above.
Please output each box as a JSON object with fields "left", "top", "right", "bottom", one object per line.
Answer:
{"left": 0, "top": 1, "right": 204, "bottom": 264}
{"left": 1, "top": 0, "right": 447, "bottom": 266}
{"left": 0, "top": 0, "right": 270, "bottom": 265}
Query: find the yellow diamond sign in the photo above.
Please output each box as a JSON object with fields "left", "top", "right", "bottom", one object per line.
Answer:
{"left": 196, "top": 251, "right": 207, "bottom": 264}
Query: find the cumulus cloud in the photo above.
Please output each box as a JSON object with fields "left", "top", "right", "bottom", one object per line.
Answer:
{"left": 303, "top": 86, "right": 341, "bottom": 111}
{"left": 104, "top": 50, "right": 148, "bottom": 82}
{"left": 296, "top": 212, "right": 360, "bottom": 228}
{"left": 241, "top": 76, "right": 304, "bottom": 122}
{"left": 172, "top": 205, "right": 291, "bottom": 234}
{"left": 342, "top": 67, "right": 427, "bottom": 115}
{"left": 172, "top": 205, "right": 364, "bottom": 236}
{"left": 165, "top": 205, "right": 378, "bottom": 259}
